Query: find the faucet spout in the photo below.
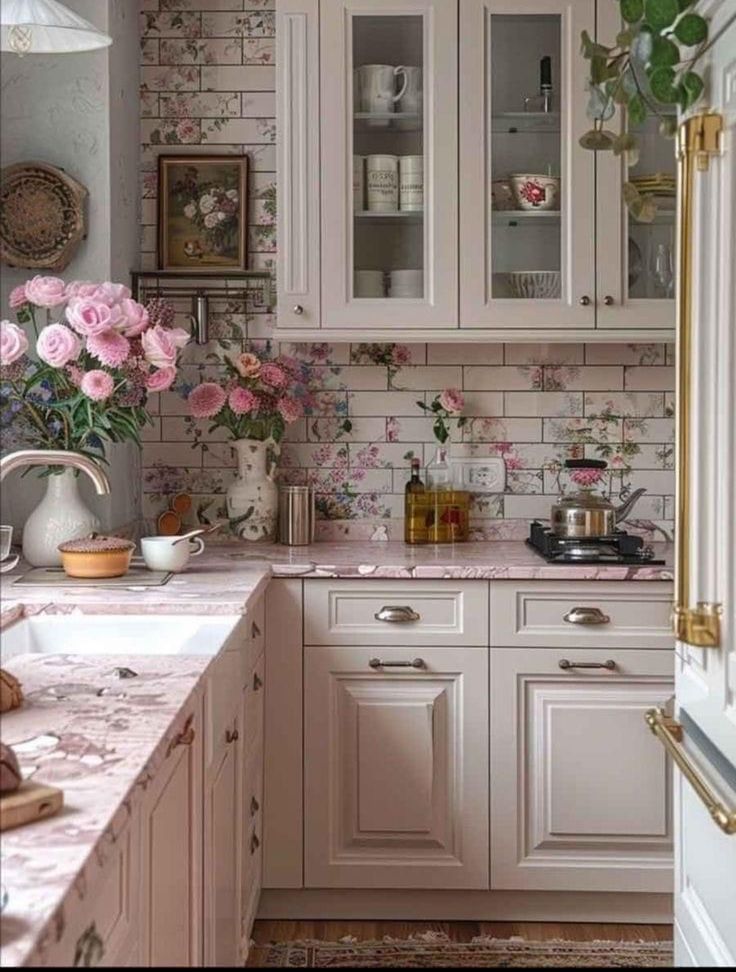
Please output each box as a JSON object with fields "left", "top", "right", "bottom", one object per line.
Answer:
{"left": 0, "top": 450, "right": 111, "bottom": 495}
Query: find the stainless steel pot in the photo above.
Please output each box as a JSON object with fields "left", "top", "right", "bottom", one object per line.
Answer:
{"left": 550, "top": 461, "right": 646, "bottom": 538}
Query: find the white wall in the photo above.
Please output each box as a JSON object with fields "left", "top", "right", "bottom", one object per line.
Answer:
{"left": 0, "top": 0, "right": 141, "bottom": 534}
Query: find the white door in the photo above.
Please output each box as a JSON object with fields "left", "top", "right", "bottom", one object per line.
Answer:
{"left": 657, "top": 2, "right": 736, "bottom": 965}
{"left": 304, "top": 646, "right": 488, "bottom": 888}
{"left": 459, "top": 0, "right": 596, "bottom": 328}
{"left": 320, "top": 0, "right": 458, "bottom": 328}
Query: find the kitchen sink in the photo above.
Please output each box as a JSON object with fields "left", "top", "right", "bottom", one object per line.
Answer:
{"left": 0, "top": 614, "right": 241, "bottom": 665}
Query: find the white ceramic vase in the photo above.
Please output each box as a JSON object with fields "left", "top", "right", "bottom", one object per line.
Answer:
{"left": 22, "top": 467, "right": 101, "bottom": 567}
{"left": 226, "top": 439, "right": 279, "bottom": 542}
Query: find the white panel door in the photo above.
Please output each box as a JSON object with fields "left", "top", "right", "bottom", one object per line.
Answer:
{"left": 490, "top": 647, "right": 674, "bottom": 892}
{"left": 305, "top": 646, "right": 488, "bottom": 888}
{"left": 320, "top": 0, "right": 458, "bottom": 328}
{"left": 459, "top": 0, "right": 596, "bottom": 328}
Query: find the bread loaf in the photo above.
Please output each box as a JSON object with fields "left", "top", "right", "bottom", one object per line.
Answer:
{"left": 0, "top": 743, "right": 22, "bottom": 793}
{"left": 0, "top": 669, "right": 23, "bottom": 712}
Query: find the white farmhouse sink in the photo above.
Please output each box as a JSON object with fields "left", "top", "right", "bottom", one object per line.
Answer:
{"left": 0, "top": 615, "right": 241, "bottom": 665}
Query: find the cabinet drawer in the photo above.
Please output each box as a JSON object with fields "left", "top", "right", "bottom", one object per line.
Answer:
{"left": 304, "top": 579, "right": 489, "bottom": 646}
{"left": 490, "top": 580, "right": 674, "bottom": 649}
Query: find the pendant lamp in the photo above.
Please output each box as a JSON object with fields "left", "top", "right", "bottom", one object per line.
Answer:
{"left": 1, "top": 0, "right": 112, "bottom": 54}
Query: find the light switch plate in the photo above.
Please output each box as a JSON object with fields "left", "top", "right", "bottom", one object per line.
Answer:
{"left": 450, "top": 457, "right": 506, "bottom": 493}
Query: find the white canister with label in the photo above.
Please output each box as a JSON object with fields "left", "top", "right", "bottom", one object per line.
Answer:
{"left": 399, "top": 155, "right": 423, "bottom": 211}
{"left": 353, "top": 155, "right": 365, "bottom": 212}
{"left": 366, "top": 154, "right": 399, "bottom": 212}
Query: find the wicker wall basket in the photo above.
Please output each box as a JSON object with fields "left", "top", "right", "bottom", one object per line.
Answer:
{"left": 0, "top": 161, "right": 88, "bottom": 271}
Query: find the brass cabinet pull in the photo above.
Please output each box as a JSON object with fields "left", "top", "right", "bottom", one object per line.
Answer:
{"left": 252, "top": 621, "right": 261, "bottom": 639}
{"left": 559, "top": 658, "right": 616, "bottom": 671}
{"left": 226, "top": 727, "right": 239, "bottom": 744}
{"left": 603, "top": 295, "right": 614, "bottom": 306}
{"left": 563, "top": 606, "right": 610, "bottom": 625}
{"left": 369, "top": 657, "right": 426, "bottom": 670}
{"left": 293, "top": 304, "right": 304, "bottom": 315}
{"left": 645, "top": 708, "right": 736, "bottom": 836}
{"left": 374, "top": 605, "right": 420, "bottom": 623}
{"left": 167, "top": 715, "right": 195, "bottom": 757}
{"left": 579, "top": 295, "right": 591, "bottom": 306}
{"left": 250, "top": 796, "right": 260, "bottom": 816}
{"left": 73, "top": 922, "right": 104, "bottom": 967}
{"left": 250, "top": 832, "right": 260, "bottom": 854}
{"left": 253, "top": 672, "right": 263, "bottom": 691}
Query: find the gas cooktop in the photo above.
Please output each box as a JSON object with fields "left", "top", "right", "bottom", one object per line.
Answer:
{"left": 526, "top": 520, "right": 665, "bottom": 565}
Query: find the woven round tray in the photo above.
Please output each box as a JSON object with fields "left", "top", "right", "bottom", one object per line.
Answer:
{"left": 0, "top": 161, "right": 87, "bottom": 271}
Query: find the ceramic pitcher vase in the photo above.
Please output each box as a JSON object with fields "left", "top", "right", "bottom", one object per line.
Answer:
{"left": 22, "top": 467, "right": 101, "bottom": 567}
{"left": 226, "top": 439, "right": 279, "bottom": 542}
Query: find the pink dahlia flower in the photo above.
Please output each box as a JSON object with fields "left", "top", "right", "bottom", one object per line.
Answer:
{"left": 0, "top": 320, "right": 29, "bottom": 366}
{"left": 278, "top": 396, "right": 304, "bottom": 424}
{"left": 260, "top": 362, "right": 288, "bottom": 389}
{"left": 146, "top": 366, "right": 177, "bottom": 393}
{"left": 8, "top": 285, "right": 28, "bottom": 309}
{"left": 141, "top": 325, "right": 189, "bottom": 368}
{"left": 36, "top": 323, "right": 81, "bottom": 368}
{"left": 189, "top": 382, "right": 227, "bottom": 419}
{"left": 66, "top": 298, "right": 117, "bottom": 337}
{"left": 229, "top": 386, "right": 258, "bottom": 415}
{"left": 24, "top": 275, "right": 67, "bottom": 308}
{"left": 87, "top": 328, "right": 131, "bottom": 368}
{"left": 438, "top": 388, "right": 465, "bottom": 414}
{"left": 117, "top": 298, "right": 150, "bottom": 338}
{"left": 81, "top": 370, "right": 115, "bottom": 402}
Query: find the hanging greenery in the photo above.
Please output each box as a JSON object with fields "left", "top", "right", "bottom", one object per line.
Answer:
{"left": 579, "top": 0, "right": 710, "bottom": 220}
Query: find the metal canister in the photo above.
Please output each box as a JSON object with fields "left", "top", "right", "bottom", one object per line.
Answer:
{"left": 278, "top": 486, "right": 315, "bottom": 546}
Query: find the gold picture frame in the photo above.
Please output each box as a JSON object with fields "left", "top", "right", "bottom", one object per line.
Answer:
{"left": 157, "top": 155, "right": 248, "bottom": 272}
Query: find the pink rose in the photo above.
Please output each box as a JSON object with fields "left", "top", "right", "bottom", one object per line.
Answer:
{"left": 24, "top": 275, "right": 67, "bottom": 308}
{"left": 260, "top": 362, "right": 288, "bottom": 389}
{"left": 81, "top": 370, "right": 115, "bottom": 402}
{"left": 66, "top": 298, "right": 117, "bottom": 336}
{"left": 9, "top": 285, "right": 28, "bottom": 309}
{"left": 278, "top": 396, "right": 304, "bottom": 424}
{"left": 141, "top": 325, "right": 189, "bottom": 368}
{"left": 229, "top": 386, "right": 258, "bottom": 415}
{"left": 117, "top": 298, "right": 150, "bottom": 337}
{"left": 189, "top": 382, "right": 227, "bottom": 419}
{"left": 95, "top": 281, "right": 132, "bottom": 305}
{"left": 65, "top": 280, "right": 101, "bottom": 300}
{"left": 146, "top": 366, "right": 177, "bottom": 393}
{"left": 0, "top": 320, "right": 29, "bottom": 366}
{"left": 438, "top": 388, "right": 465, "bottom": 414}
{"left": 231, "top": 351, "right": 261, "bottom": 378}
{"left": 36, "top": 323, "right": 81, "bottom": 368}
{"left": 87, "top": 328, "right": 130, "bottom": 368}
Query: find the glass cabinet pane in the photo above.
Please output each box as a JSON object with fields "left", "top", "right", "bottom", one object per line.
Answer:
{"left": 352, "top": 15, "right": 425, "bottom": 301}
{"left": 490, "top": 14, "right": 561, "bottom": 301}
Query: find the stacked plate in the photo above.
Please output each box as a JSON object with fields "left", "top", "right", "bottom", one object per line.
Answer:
{"left": 630, "top": 173, "right": 676, "bottom": 197}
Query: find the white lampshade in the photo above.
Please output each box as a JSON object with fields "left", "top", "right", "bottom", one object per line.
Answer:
{"left": 1, "top": 0, "right": 112, "bottom": 54}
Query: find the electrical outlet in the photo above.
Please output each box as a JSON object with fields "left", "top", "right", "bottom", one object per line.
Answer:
{"left": 450, "top": 457, "right": 506, "bottom": 493}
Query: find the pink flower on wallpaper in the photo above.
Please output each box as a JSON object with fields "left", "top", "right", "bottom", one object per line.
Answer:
{"left": 0, "top": 320, "right": 29, "bottom": 366}
{"left": 87, "top": 329, "right": 131, "bottom": 368}
{"left": 277, "top": 396, "right": 304, "bottom": 424}
{"left": 438, "top": 388, "right": 465, "bottom": 414}
{"left": 24, "top": 275, "right": 67, "bottom": 308}
{"left": 391, "top": 344, "right": 411, "bottom": 366}
{"left": 189, "top": 382, "right": 227, "bottom": 419}
{"left": 176, "top": 118, "right": 199, "bottom": 143}
{"left": 36, "top": 324, "right": 81, "bottom": 368}
{"left": 569, "top": 467, "right": 605, "bottom": 488}
{"left": 229, "top": 387, "right": 258, "bottom": 415}
{"left": 81, "top": 370, "right": 114, "bottom": 402}
{"left": 146, "top": 367, "right": 177, "bottom": 393}
{"left": 386, "top": 417, "right": 400, "bottom": 443}
{"left": 260, "top": 362, "right": 287, "bottom": 388}
{"left": 8, "top": 285, "right": 28, "bottom": 309}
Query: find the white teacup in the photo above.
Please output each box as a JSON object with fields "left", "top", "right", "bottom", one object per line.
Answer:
{"left": 0, "top": 525, "right": 13, "bottom": 561}
{"left": 141, "top": 535, "right": 205, "bottom": 573}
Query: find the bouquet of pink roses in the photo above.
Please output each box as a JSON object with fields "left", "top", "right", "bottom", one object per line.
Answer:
{"left": 0, "top": 275, "right": 188, "bottom": 463}
{"left": 188, "top": 344, "right": 314, "bottom": 443}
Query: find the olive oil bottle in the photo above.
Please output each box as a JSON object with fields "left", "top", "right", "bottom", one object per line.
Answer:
{"left": 404, "top": 458, "right": 427, "bottom": 544}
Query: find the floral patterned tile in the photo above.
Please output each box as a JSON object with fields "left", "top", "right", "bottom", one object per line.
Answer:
{"left": 585, "top": 343, "right": 667, "bottom": 366}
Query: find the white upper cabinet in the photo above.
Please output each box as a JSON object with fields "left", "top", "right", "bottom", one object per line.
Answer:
{"left": 460, "top": 0, "right": 596, "bottom": 329}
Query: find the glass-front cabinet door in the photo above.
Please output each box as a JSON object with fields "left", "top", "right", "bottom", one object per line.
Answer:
{"left": 459, "top": 0, "right": 596, "bottom": 329}
{"left": 595, "top": 3, "right": 676, "bottom": 329}
{"left": 320, "top": 0, "right": 458, "bottom": 328}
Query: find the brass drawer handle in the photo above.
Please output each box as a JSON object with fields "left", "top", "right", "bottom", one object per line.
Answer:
{"left": 167, "top": 715, "right": 195, "bottom": 757}
{"left": 253, "top": 672, "right": 263, "bottom": 691}
{"left": 250, "top": 796, "right": 260, "bottom": 816}
{"left": 369, "top": 658, "right": 426, "bottom": 670}
{"left": 645, "top": 707, "right": 736, "bottom": 836}
{"left": 73, "top": 922, "right": 104, "bottom": 967}
{"left": 252, "top": 621, "right": 261, "bottom": 639}
{"left": 250, "top": 832, "right": 260, "bottom": 854}
{"left": 563, "top": 606, "right": 611, "bottom": 625}
{"left": 559, "top": 658, "right": 617, "bottom": 671}
{"left": 374, "top": 605, "right": 420, "bottom": 623}
{"left": 226, "top": 727, "right": 239, "bottom": 744}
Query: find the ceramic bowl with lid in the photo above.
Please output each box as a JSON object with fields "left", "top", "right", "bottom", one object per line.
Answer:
{"left": 58, "top": 534, "right": 135, "bottom": 578}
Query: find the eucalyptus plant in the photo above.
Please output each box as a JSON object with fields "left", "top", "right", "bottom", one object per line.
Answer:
{"left": 580, "top": 0, "right": 710, "bottom": 220}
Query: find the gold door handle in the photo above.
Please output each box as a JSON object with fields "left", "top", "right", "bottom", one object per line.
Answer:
{"left": 645, "top": 708, "right": 736, "bottom": 836}
{"left": 166, "top": 714, "right": 195, "bottom": 757}
{"left": 559, "top": 658, "right": 616, "bottom": 671}
{"left": 563, "top": 606, "right": 610, "bottom": 625}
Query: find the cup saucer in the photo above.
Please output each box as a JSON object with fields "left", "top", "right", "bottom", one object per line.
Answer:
{"left": 0, "top": 554, "right": 20, "bottom": 574}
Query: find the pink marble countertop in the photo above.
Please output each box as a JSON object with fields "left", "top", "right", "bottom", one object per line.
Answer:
{"left": 0, "top": 652, "right": 213, "bottom": 968}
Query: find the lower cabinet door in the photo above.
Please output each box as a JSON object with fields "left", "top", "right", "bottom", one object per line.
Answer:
{"left": 490, "top": 647, "right": 674, "bottom": 892}
{"left": 305, "top": 646, "right": 489, "bottom": 889}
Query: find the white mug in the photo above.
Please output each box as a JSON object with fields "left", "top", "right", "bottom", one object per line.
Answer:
{"left": 399, "top": 155, "right": 423, "bottom": 211}
{"left": 396, "top": 66, "right": 422, "bottom": 114}
{"left": 357, "top": 64, "right": 408, "bottom": 116}
{"left": 366, "top": 154, "right": 399, "bottom": 212}
{"left": 353, "top": 155, "right": 365, "bottom": 212}
{"left": 389, "top": 269, "right": 423, "bottom": 299}
{"left": 141, "top": 535, "right": 205, "bottom": 573}
{"left": 354, "top": 270, "right": 385, "bottom": 298}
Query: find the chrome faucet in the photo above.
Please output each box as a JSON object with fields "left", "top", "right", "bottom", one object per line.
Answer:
{"left": 0, "top": 450, "right": 111, "bottom": 494}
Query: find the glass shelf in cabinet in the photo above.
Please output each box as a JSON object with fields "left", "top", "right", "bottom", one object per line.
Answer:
{"left": 354, "top": 112, "right": 422, "bottom": 132}
{"left": 491, "top": 111, "right": 560, "bottom": 134}
{"left": 491, "top": 210, "right": 560, "bottom": 225}
{"left": 355, "top": 209, "right": 424, "bottom": 223}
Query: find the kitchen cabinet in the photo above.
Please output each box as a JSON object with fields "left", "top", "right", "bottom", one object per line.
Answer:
{"left": 490, "top": 647, "right": 674, "bottom": 892}
{"left": 276, "top": 0, "right": 675, "bottom": 339}
{"left": 304, "top": 645, "right": 489, "bottom": 889}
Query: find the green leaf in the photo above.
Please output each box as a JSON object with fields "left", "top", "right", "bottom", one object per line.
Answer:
{"left": 613, "top": 132, "right": 641, "bottom": 167}
{"left": 649, "top": 66, "right": 679, "bottom": 103}
{"left": 644, "top": 0, "right": 679, "bottom": 30}
{"left": 679, "top": 70, "right": 704, "bottom": 107}
{"left": 674, "top": 13, "right": 707, "bottom": 45}
{"left": 627, "top": 93, "right": 647, "bottom": 125}
{"left": 677, "top": 0, "right": 695, "bottom": 8}
{"left": 616, "top": 28, "right": 635, "bottom": 47}
{"left": 620, "top": 0, "right": 644, "bottom": 23}
{"left": 650, "top": 35, "right": 679, "bottom": 66}
{"left": 579, "top": 128, "right": 616, "bottom": 150}
{"left": 580, "top": 30, "right": 611, "bottom": 59}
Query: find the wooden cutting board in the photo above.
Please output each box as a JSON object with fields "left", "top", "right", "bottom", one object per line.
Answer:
{"left": 0, "top": 782, "right": 63, "bottom": 831}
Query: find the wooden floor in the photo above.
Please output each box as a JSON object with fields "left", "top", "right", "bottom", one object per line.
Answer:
{"left": 251, "top": 919, "right": 673, "bottom": 948}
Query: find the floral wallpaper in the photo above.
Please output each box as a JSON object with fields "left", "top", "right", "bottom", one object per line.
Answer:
{"left": 139, "top": 1, "right": 675, "bottom": 542}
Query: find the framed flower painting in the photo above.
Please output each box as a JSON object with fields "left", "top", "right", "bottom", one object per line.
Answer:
{"left": 157, "top": 155, "right": 248, "bottom": 272}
